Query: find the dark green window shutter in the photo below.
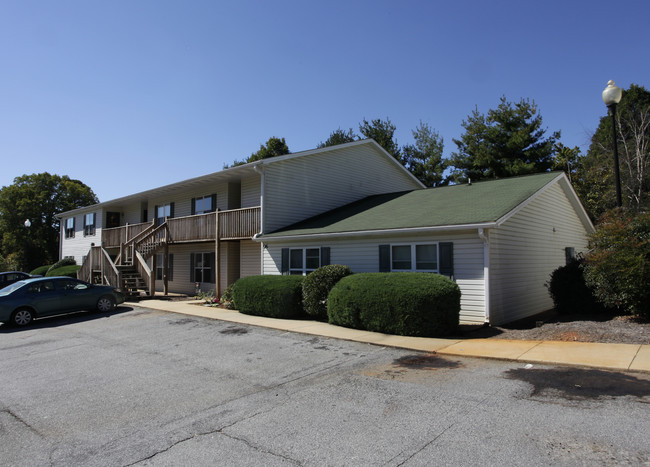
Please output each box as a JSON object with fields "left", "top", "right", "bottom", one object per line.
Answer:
{"left": 210, "top": 194, "right": 217, "bottom": 212}
{"left": 191, "top": 198, "right": 196, "bottom": 215}
{"left": 190, "top": 253, "right": 195, "bottom": 282}
{"left": 439, "top": 242, "right": 454, "bottom": 279}
{"left": 320, "top": 247, "right": 330, "bottom": 266}
{"left": 169, "top": 202, "right": 175, "bottom": 219}
{"left": 378, "top": 245, "right": 390, "bottom": 272}
{"left": 565, "top": 247, "right": 575, "bottom": 265}
{"left": 281, "top": 248, "right": 290, "bottom": 275}
{"left": 209, "top": 252, "right": 215, "bottom": 282}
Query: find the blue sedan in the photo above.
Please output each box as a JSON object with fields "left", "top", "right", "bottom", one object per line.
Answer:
{"left": 0, "top": 277, "right": 125, "bottom": 327}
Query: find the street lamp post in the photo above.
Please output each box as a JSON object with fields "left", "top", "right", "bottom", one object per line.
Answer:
{"left": 602, "top": 80, "right": 623, "bottom": 208}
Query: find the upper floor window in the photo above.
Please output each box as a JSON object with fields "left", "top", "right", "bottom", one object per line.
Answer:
{"left": 83, "top": 213, "right": 96, "bottom": 237}
{"left": 65, "top": 217, "right": 75, "bottom": 239}
{"left": 156, "top": 203, "right": 174, "bottom": 225}
{"left": 390, "top": 243, "right": 438, "bottom": 272}
{"left": 192, "top": 195, "right": 216, "bottom": 215}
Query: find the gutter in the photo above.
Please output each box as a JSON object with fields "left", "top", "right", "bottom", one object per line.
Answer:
{"left": 254, "top": 222, "right": 498, "bottom": 243}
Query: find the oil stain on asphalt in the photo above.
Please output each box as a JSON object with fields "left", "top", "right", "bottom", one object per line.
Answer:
{"left": 504, "top": 367, "right": 650, "bottom": 401}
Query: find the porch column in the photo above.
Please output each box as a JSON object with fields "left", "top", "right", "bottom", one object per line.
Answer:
{"left": 215, "top": 209, "right": 221, "bottom": 299}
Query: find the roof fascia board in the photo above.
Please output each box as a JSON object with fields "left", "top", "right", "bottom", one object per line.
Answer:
{"left": 254, "top": 222, "right": 498, "bottom": 242}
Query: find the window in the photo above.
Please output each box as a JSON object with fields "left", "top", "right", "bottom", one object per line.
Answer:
{"left": 289, "top": 248, "right": 321, "bottom": 275}
{"left": 191, "top": 252, "right": 214, "bottom": 283}
{"left": 192, "top": 195, "right": 216, "bottom": 215}
{"left": 156, "top": 203, "right": 174, "bottom": 225}
{"left": 390, "top": 243, "right": 438, "bottom": 272}
{"left": 83, "top": 213, "right": 96, "bottom": 236}
{"left": 65, "top": 217, "right": 75, "bottom": 238}
{"left": 155, "top": 254, "right": 174, "bottom": 281}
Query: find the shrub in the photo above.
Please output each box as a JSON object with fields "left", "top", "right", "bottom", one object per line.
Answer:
{"left": 47, "top": 257, "right": 77, "bottom": 275}
{"left": 46, "top": 265, "right": 81, "bottom": 278}
{"left": 328, "top": 272, "right": 460, "bottom": 337}
{"left": 583, "top": 209, "right": 650, "bottom": 320}
{"left": 232, "top": 275, "right": 305, "bottom": 319}
{"left": 302, "top": 264, "right": 353, "bottom": 320}
{"left": 30, "top": 265, "right": 52, "bottom": 276}
{"left": 547, "top": 256, "right": 608, "bottom": 315}
{"left": 220, "top": 283, "right": 236, "bottom": 309}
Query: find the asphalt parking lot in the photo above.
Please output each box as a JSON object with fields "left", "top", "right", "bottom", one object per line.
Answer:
{"left": 1, "top": 306, "right": 649, "bottom": 466}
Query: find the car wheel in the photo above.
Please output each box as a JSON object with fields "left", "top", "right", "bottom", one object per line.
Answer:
{"left": 12, "top": 308, "right": 34, "bottom": 327}
{"left": 96, "top": 296, "right": 115, "bottom": 313}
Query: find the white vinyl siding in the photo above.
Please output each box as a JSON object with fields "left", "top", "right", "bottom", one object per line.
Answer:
{"left": 262, "top": 144, "right": 422, "bottom": 233}
{"left": 262, "top": 231, "right": 486, "bottom": 324}
{"left": 241, "top": 176, "right": 261, "bottom": 208}
{"left": 240, "top": 240, "right": 261, "bottom": 277}
{"left": 59, "top": 210, "right": 103, "bottom": 265}
{"left": 488, "top": 183, "right": 591, "bottom": 325}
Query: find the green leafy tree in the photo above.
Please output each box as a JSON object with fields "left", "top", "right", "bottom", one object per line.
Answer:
{"left": 317, "top": 128, "right": 358, "bottom": 148}
{"left": 583, "top": 209, "right": 650, "bottom": 320}
{"left": 0, "top": 173, "right": 98, "bottom": 271}
{"left": 552, "top": 143, "right": 581, "bottom": 184}
{"left": 359, "top": 118, "right": 400, "bottom": 159}
{"left": 450, "top": 97, "right": 560, "bottom": 182}
{"left": 576, "top": 84, "right": 650, "bottom": 219}
{"left": 227, "top": 136, "right": 290, "bottom": 167}
{"left": 401, "top": 121, "right": 447, "bottom": 187}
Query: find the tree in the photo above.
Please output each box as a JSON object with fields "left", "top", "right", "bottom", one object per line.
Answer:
{"left": 0, "top": 173, "right": 98, "bottom": 272}
{"left": 576, "top": 84, "right": 650, "bottom": 219}
{"left": 359, "top": 118, "right": 400, "bottom": 159}
{"left": 583, "top": 209, "right": 650, "bottom": 320}
{"left": 227, "top": 137, "right": 291, "bottom": 167}
{"left": 401, "top": 121, "right": 447, "bottom": 187}
{"left": 450, "top": 97, "right": 560, "bottom": 182}
{"left": 552, "top": 143, "right": 581, "bottom": 184}
{"left": 317, "top": 128, "right": 357, "bottom": 148}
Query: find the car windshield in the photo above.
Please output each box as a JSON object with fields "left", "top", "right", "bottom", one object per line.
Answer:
{"left": 0, "top": 280, "right": 28, "bottom": 296}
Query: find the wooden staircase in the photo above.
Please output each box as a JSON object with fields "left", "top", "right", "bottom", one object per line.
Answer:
{"left": 117, "top": 265, "right": 149, "bottom": 298}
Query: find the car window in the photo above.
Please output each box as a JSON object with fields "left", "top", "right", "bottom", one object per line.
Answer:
{"left": 58, "top": 279, "right": 89, "bottom": 291}
{"left": 0, "top": 281, "right": 26, "bottom": 295}
{"left": 27, "top": 281, "right": 55, "bottom": 293}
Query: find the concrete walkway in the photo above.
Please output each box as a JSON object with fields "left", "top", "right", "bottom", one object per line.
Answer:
{"left": 126, "top": 299, "right": 650, "bottom": 373}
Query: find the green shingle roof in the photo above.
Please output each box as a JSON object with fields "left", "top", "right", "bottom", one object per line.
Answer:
{"left": 262, "top": 172, "right": 563, "bottom": 238}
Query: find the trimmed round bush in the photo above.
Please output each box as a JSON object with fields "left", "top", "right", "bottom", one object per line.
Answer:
{"left": 232, "top": 275, "right": 305, "bottom": 319}
{"left": 328, "top": 272, "right": 460, "bottom": 337}
{"left": 30, "top": 265, "right": 52, "bottom": 276}
{"left": 47, "top": 257, "right": 76, "bottom": 275}
{"left": 46, "top": 265, "right": 81, "bottom": 278}
{"left": 547, "top": 257, "right": 608, "bottom": 315}
{"left": 302, "top": 264, "right": 353, "bottom": 320}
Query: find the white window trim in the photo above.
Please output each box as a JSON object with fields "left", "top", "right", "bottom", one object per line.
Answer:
{"left": 288, "top": 247, "right": 321, "bottom": 276}
{"left": 390, "top": 243, "right": 439, "bottom": 273}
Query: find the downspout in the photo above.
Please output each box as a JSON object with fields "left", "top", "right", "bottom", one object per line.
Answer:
{"left": 478, "top": 228, "right": 490, "bottom": 324}
{"left": 252, "top": 164, "right": 265, "bottom": 273}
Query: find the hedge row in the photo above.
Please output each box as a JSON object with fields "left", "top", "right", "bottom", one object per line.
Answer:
{"left": 230, "top": 267, "right": 461, "bottom": 337}
{"left": 328, "top": 273, "right": 460, "bottom": 337}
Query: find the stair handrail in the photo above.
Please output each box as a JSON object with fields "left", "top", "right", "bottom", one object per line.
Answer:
{"left": 133, "top": 249, "right": 154, "bottom": 296}
{"left": 99, "top": 247, "right": 121, "bottom": 288}
{"left": 119, "top": 220, "right": 156, "bottom": 264}
{"left": 133, "top": 222, "right": 169, "bottom": 261}
{"left": 76, "top": 246, "right": 121, "bottom": 288}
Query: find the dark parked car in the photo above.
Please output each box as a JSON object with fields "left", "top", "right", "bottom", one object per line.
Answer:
{"left": 0, "top": 277, "right": 125, "bottom": 327}
{"left": 0, "top": 271, "right": 32, "bottom": 290}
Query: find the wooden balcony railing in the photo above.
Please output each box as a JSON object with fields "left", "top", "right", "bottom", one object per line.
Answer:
{"left": 167, "top": 213, "right": 216, "bottom": 243}
{"left": 219, "top": 206, "right": 261, "bottom": 240}
{"left": 100, "top": 206, "right": 261, "bottom": 247}
{"left": 102, "top": 221, "right": 154, "bottom": 248}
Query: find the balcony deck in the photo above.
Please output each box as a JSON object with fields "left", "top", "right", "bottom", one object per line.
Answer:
{"left": 102, "top": 206, "right": 261, "bottom": 248}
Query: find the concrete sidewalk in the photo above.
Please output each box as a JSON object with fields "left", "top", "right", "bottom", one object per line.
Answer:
{"left": 126, "top": 299, "right": 650, "bottom": 373}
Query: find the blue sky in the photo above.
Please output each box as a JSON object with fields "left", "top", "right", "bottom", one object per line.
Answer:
{"left": 1, "top": 0, "right": 648, "bottom": 202}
